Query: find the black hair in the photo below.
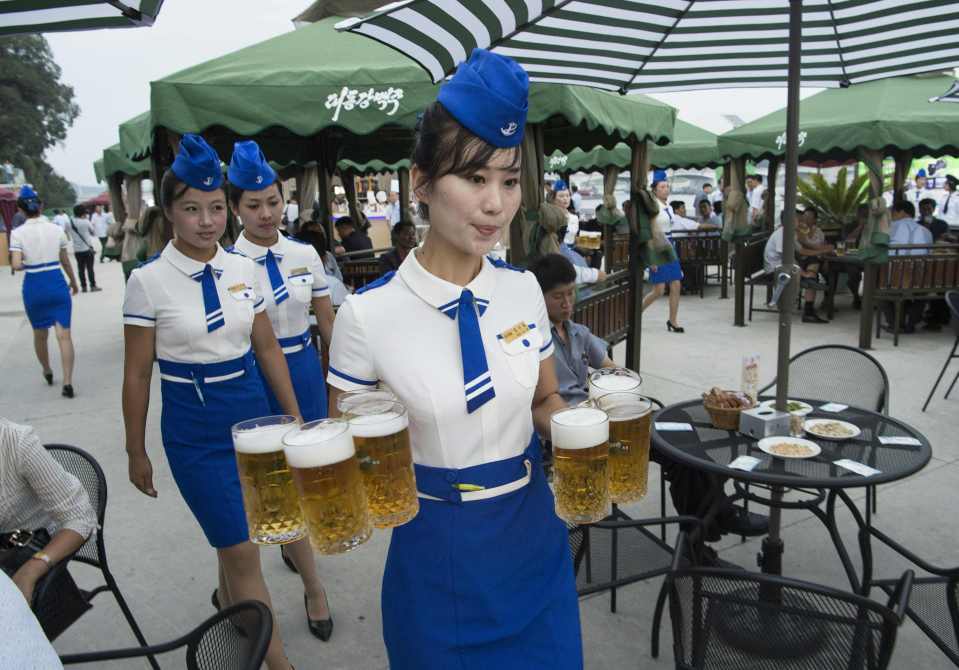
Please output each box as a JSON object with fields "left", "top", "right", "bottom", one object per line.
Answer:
{"left": 73, "top": 204, "right": 87, "bottom": 218}
{"left": 803, "top": 207, "right": 819, "bottom": 221}
{"left": 159, "top": 168, "right": 225, "bottom": 212}
{"left": 670, "top": 200, "right": 685, "bottom": 212}
{"left": 411, "top": 101, "right": 521, "bottom": 220}
{"left": 392, "top": 220, "right": 416, "bottom": 236}
{"left": 334, "top": 216, "right": 354, "bottom": 229}
{"left": 529, "top": 253, "right": 577, "bottom": 294}
{"left": 894, "top": 201, "right": 916, "bottom": 218}
{"left": 697, "top": 198, "right": 712, "bottom": 210}
{"left": 713, "top": 200, "right": 722, "bottom": 215}
{"left": 571, "top": 184, "right": 578, "bottom": 193}
{"left": 703, "top": 183, "right": 712, "bottom": 190}
{"left": 228, "top": 180, "right": 283, "bottom": 208}
{"left": 919, "top": 197, "right": 937, "bottom": 209}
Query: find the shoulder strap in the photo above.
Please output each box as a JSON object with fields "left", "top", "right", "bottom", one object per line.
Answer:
{"left": 69, "top": 218, "right": 92, "bottom": 246}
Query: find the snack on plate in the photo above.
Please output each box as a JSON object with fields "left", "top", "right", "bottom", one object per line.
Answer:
{"left": 702, "top": 387, "right": 754, "bottom": 409}
{"left": 769, "top": 441, "right": 815, "bottom": 457}
{"left": 808, "top": 421, "right": 856, "bottom": 438}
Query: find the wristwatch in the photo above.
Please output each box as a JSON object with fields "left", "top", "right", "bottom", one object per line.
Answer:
{"left": 30, "top": 551, "right": 51, "bottom": 566}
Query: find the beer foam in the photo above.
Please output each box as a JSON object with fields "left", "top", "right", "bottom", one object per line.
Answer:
{"left": 591, "top": 374, "right": 640, "bottom": 392}
{"left": 551, "top": 407, "right": 609, "bottom": 449}
{"left": 233, "top": 421, "right": 295, "bottom": 454}
{"left": 348, "top": 411, "right": 408, "bottom": 438}
{"left": 283, "top": 421, "right": 355, "bottom": 468}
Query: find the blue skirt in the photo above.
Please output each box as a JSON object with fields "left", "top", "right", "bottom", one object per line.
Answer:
{"left": 258, "top": 330, "right": 328, "bottom": 422}
{"left": 22, "top": 270, "right": 71, "bottom": 329}
{"left": 159, "top": 352, "right": 271, "bottom": 548}
{"left": 382, "top": 436, "right": 583, "bottom": 670}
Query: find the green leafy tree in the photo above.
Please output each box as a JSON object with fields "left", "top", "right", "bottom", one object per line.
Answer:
{"left": 0, "top": 35, "right": 79, "bottom": 206}
{"left": 797, "top": 167, "right": 869, "bottom": 235}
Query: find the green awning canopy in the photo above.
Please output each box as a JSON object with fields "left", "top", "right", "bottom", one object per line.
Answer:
{"left": 337, "top": 158, "right": 410, "bottom": 176}
{"left": 93, "top": 158, "right": 105, "bottom": 184}
{"left": 1, "top": 0, "right": 163, "bottom": 36}
{"left": 101, "top": 143, "right": 150, "bottom": 181}
{"left": 547, "top": 119, "right": 721, "bottom": 173}
{"left": 119, "top": 111, "right": 153, "bottom": 160}
{"left": 150, "top": 16, "right": 675, "bottom": 167}
{"left": 719, "top": 75, "right": 959, "bottom": 162}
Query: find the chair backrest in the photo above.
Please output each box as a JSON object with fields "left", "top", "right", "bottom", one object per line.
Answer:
{"left": 739, "top": 233, "right": 770, "bottom": 278}
{"left": 948, "top": 290, "right": 959, "bottom": 337}
{"left": 187, "top": 601, "right": 273, "bottom": 670}
{"left": 44, "top": 444, "right": 106, "bottom": 568}
{"left": 759, "top": 345, "right": 889, "bottom": 414}
{"left": 668, "top": 568, "right": 902, "bottom": 670}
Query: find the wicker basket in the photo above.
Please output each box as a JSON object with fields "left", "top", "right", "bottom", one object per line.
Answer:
{"left": 703, "top": 399, "right": 752, "bottom": 431}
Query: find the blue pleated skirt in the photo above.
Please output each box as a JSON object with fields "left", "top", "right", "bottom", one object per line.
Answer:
{"left": 159, "top": 352, "right": 271, "bottom": 548}
{"left": 22, "top": 270, "right": 71, "bottom": 329}
{"left": 258, "top": 330, "right": 328, "bottom": 422}
{"left": 382, "top": 435, "right": 583, "bottom": 670}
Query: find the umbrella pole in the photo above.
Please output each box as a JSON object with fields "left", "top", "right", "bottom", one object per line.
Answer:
{"left": 775, "top": 0, "right": 802, "bottom": 414}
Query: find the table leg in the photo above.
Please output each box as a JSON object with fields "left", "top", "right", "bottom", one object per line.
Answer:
{"left": 825, "top": 265, "right": 840, "bottom": 320}
{"left": 859, "top": 263, "right": 877, "bottom": 349}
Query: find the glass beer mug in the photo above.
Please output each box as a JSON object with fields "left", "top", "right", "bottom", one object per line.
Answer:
{"left": 551, "top": 406, "right": 610, "bottom": 524}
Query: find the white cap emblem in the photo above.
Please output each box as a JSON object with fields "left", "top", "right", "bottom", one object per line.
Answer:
{"left": 256, "top": 175, "right": 263, "bottom": 184}
{"left": 500, "top": 122, "right": 518, "bottom": 137}
{"left": 202, "top": 176, "right": 214, "bottom": 186}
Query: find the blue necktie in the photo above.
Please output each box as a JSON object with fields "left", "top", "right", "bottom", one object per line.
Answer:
{"left": 454, "top": 289, "right": 495, "bottom": 413}
{"left": 195, "top": 264, "right": 224, "bottom": 332}
{"left": 260, "top": 250, "right": 288, "bottom": 305}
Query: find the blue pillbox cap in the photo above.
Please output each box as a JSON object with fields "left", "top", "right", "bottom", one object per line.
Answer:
{"left": 437, "top": 48, "right": 529, "bottom": 149}
{"left": 172, "top": 134, "right": 223, "bottom": 191}
{"left": 228, "top": 140, "right": 277, "bottom": 191}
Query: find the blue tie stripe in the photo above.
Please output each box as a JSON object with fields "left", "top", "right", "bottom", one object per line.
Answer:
{"left": 194, "top": 264, "right": 225, "bottom": 332}
{"left": 258, "top": 250, "right": 288, "bottom": 305}
{"left": 454, "top": 288, "right": 495, "bottom": 414}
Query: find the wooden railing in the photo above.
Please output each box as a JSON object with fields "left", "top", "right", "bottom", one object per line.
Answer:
{"left": 605, "top": 233, "right": 631, "bottom": 273}
{"left": 573, "top": 270, "right": 631, "bottom": 345}
{"left": 340, "top": 258, "right": 382, "bottom": 290}
{"left": 877, "top": 245, "right": 959, "bottom": 291}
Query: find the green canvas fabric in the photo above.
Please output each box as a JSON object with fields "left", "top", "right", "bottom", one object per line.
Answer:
{"left": 119, "top": 111, "right": 153, "bottom": 161}
{"left": 93, "top": 159, "right": 105, "bottom": 184}
{"left": 101, "top": 143, "right": 150, "bottom": 181}
{"left": 149, "top": 17, "right": 674, "bottom": 166}
{"left": 719, "top": 75, "right": 959, "bottom": 163}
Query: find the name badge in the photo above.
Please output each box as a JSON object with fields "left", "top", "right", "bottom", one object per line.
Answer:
{"left": 288, "top": 266, "right": 309, "bottom": 277}
{"left": 500, "top": 321, "right": 530, "bottom": 344}
{"left": 228, "top": 283, "right": 254, "bottom": 300}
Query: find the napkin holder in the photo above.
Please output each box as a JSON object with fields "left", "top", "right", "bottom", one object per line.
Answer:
{"left": 738, "top": 406, "right": 791, "bottom": 439}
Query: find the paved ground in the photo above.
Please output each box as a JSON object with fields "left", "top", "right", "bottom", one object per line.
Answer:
{"left": 1, "top": 259, "right": 956, "bottom": 669}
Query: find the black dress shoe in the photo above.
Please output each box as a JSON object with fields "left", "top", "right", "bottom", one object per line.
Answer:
{"left": 716, "top": 507, "right": 769, "bottom": 537}
{"left": 280, "top": 544, "right": 299, "bottom": 573}
{"left": 802, "top": 312, "right": 829, "bottom": 324}
{"left": 61, "top": 384, "right": 74, "bottom": 398}
{"left": 305, "top": 592, "right": 333, "bottom": 641}
{"left": 666, "top": 320, "right": 685, "bottom": 333}
{"left": 43, "top": 371, "right": 53, "bottom": 386}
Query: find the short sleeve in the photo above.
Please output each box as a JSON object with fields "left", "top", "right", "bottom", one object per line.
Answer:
{"left": 327, "top": 298, "right": 378, "bottom": 391}
{"left": 529, "top": 275, "right": 554, "bottom": 360}
{"left": 586, "top": 331, "right": 609, "bottom": 368}
{"left": 8, "top": 227, "right": 22, "bottom": 252}
{"left": 122, "top": 271, "right": 156, "bottom": 327}
{"left": 308, "top": 247, "right": 330, "bottom": 298}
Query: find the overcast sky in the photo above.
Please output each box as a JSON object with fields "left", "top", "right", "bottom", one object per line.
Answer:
{"left": 44, "top": 1, "right": 817, "bottom": 188}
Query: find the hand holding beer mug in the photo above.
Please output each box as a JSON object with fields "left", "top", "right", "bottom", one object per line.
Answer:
{"left": 232, "top": 415, "right": 306, "bottom": 545}
{"left": 347, "top": 400, "right": 419, "bottom": 528}
{"left": 283, "top": 419, "right": 372, "bottom": 555}
{"left": 594, "top": 393, "right": 653, "bottom": 504}
{"left": 588, "top": 368, "right": 642, "bottom": 399}
{"left": 551, "top": 407, "right": 610, "bottom": 524}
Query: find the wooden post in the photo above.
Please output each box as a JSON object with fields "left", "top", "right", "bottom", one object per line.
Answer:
{"left": 398, "top": 167, "right": 411, "bottom": 221}
{"left": 602, "top": 165, "right": 620, "bottom": 271}
{"left": 859, "top": 263, "right": 877, "bottom": 349}
{"left": 317, "top": 167, "right": 333, "bottom": 243}
{"left": 511, "top": 124, "right": 544, "bottom": 266}
{"left": 626, "top": 138, "right": 649, "bottom": 373}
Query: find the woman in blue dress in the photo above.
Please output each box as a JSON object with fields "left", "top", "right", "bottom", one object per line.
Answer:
{"left": 122, "top": 135, "right": 302, "bottom": 670}
{"left": 327, "top": 49, "right": 583, "bottom": 670}
{"left": 9, "top": 185, "right": 80, "bottom": 398}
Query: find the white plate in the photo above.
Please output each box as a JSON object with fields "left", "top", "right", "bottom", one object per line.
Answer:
{"left": 759, "top": 399, "right": 814, "bottom": 415}
{"left": 803, "top": 419, "right": 861, "bottom": 441}
{"left": 757, "top": 436, "right": 822, "bottom": 459}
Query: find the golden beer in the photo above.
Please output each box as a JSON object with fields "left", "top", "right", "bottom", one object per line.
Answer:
{"left": 336, "top": 388, "right": 397, "bottom": 418}
{"left": 588, "top": 368, "right": 642, "bottom": 400}
{"left": 348, "top": 400, "right": 418, "bottom": 528}
{"left": 283, "top": 420, "right": 372, "bottom": 555}
{"left": 232, "top": 416, "right": 306, "bottom": 545}
{"left": 595, "top": 393, "right": 653, "bottom": 504}
{"left": 551, "top": 407, "right": 610, "bottom": 524}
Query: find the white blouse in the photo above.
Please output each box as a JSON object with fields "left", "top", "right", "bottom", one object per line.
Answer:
{"left": 122, "top": 242, "right": 265, "bottom": 363}
{"left": 9, "top": 217, "right": 69, "bottom": 270}
{"left": 232, "top": 232, "right": 330, "bottom": 341}
{"left": 328, "top": 252, "right": 553, "bottom": 469}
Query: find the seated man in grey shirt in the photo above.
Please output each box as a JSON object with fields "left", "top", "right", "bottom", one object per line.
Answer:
{"left": 529, "top": 253, "right": 615, "bottom": 406}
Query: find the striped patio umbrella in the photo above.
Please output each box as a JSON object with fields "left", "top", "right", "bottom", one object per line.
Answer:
{"left": 931, "top": 79, "right": 959, "bottom": 103}
{"left": 1, "top": 1, "right": 163, "bottom": 36}
{"left": 339, "top": 1, "right": 959, "bottom": 431}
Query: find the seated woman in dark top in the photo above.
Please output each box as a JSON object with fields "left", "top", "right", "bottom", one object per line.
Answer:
{"left": 378, "top": 220, "right": 418, "bottom": 275}
{"left": 333, "top": 216, "right": 373, "bottom": 259}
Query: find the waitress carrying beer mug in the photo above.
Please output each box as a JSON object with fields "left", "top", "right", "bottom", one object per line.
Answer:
{"left": 121, "top": 134, "right": 302, "bottom": 670}
{"left": 327, "top": 49, "right": 582, "bottom": 669}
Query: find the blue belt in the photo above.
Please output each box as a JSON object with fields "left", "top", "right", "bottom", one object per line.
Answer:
{"left": 158, "top": 350, "right": 255, "bottom": 405}
{"left": 277, "top": 329, "right": 312, "bottom": 354}
{"left": 415, "top": 439, "right": 538, "bottom": 504}
{"left": 23, "top": 261, "right": 60, "bottom": 274}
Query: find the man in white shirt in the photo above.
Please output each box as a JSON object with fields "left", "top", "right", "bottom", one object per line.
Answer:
{"left": 938, "top": 175, "right": 959, "bottom": 230}
{"left": 51, "top": 210, "right": 69, "bottom": 232}
{"left": 885, "top": 201, "right": 934, "bottom": 333}
{"left": 570, "top": 184, "right": 582, "bottom": 213}
{"left": 746, "top": 174, "right": 765, "bottom": 226}
{"left": 763, "top": 209, "right": 828, "bottom": 323}
{"left": 385, "top": 190, "right": 402, "bottom": 227}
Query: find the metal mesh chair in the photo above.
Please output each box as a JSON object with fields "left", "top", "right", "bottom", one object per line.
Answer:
{"left": 44, "top": 444, "right": 157, "bottom": 669}
{"left": 667, "top": 561, "right": 913, "bottom": 669}
{"left": 60, "top": 600, "right": 272, "bottom": 669}
{"left": 921, "top": 290, "right": 959, "bottom": 412}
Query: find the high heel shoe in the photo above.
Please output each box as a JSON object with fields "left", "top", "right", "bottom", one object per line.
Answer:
{"left": 280, "top": 544, "right": 299, "bottom": 573}
{"left": 43, "top": 371, "right": 53, "bottom": 386}
{"left": 305, "top": 592, "right": 333, "bottom": 641}
{"left": 62, "top": 384, "right": 74, "bottom": 398}
{"left": 666, "top": 321, "right": 685, "bottom": 333}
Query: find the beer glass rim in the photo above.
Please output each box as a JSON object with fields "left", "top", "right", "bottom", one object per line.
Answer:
{"left": 232, "top": 414, "right": 297, "bottom": 434}
{"left": 589, "top": 368, "right": 642, "bottom": 387}
{"left": 283, "top": 418, "right": 349, "bottom": 447}
{"left": 336, "top": 388, "right": 397, "bottom": 411}
{"left": 593, "top": 392, "right": 652, "bottom": 419}
{"left": 345, "top": 399, "right": 407, "bottom": 420}
{"left": 550, "top": 406, "right": 609, "bottom": 427}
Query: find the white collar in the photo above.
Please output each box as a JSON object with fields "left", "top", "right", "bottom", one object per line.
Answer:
{"left": 162, "top": 241, "right": 225, "bottom": 278}
{"left": 397, "top": 250, "right": 496, "bottom": 317}
{"left": 234, "top": 231, "right": 284, "bottom": 260}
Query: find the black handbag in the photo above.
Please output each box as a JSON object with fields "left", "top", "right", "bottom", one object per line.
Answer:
{"left": 1, "top": 528, "right": 92, "bottom": 640}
